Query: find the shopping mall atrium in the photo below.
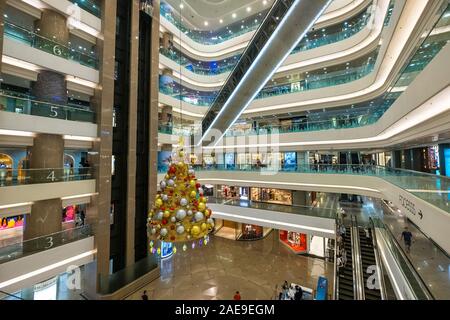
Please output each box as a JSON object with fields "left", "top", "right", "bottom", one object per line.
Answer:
{"left": 0, "top": 0, "right": 449, "bottom": 302}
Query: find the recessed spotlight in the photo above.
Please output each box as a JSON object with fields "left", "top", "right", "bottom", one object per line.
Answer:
{"left": 179, "top": 3, "right": 184, "bottom": 9}
{"left": 246, "top": 7, "right": 252, "bottom": 12}
{"left": 204, "top": 21, "right": 209, "bottom": 26}
{"left": 232, "top": 13, "right": 237, "bottom": 18}
{"left": 263, "top": 0, "right": 268, "bottom": 5}
{"left": 219, "top": 19, "right": 223, "bottom": 23}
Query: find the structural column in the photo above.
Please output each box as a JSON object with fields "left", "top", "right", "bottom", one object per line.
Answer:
{"left": 148, "top": 0, "right": 160, "bottom": 218}
{"left": 160, "top": 104, "right": 172, "bottom": 125}
{"left": 292, "top": 190, "right": 309, "bottom": 206}
{"left": 24, "top": 134, "right": 64, "bottom": 240}
{"left": 125, "top": 0, "right": 140, "bottom": 267}
{"left": 86, "top": 0, "right": 117, "bottom": 288}
{"left": 24, "top": 9, "right": 70, "bottom": 240}
{"left": 0, "top": 0, "right": 5, "bottom": 74}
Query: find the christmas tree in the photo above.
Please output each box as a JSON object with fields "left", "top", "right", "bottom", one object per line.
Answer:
{"left": 147, "top": 146, "right": 214, "bottom": 243}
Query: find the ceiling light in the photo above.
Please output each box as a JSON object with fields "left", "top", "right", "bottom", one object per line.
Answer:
{"left": 219, "top": 19, "right": 223, "bottom": 23}
{"left": 232, "top": 13, "right": 237, "bottom": 18}
{"left": 263, "top": 0, "right": 268, "bottom": 5}
{"left": 204, "top": 21, "right": 209, "bottom": 26}
{"left": 179, "top": 3, "right": 184, "bottom": 9}
{"left": 247, "top": 7, "right": 252, "bottom": 12}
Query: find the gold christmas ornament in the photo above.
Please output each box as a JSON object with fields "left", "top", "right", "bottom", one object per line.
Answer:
{"left": 147, "top": 140, "right": 214, "bottom": 243}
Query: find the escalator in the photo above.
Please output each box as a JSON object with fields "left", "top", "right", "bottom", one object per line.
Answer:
{"left": 358, "top": 228, "right": 383, "bottom": 300}
{"left": 337, "top": 226, "right": 355, "bottom": 300}
{"left": 198, "top": 0, "right": 331, "bottom": 146}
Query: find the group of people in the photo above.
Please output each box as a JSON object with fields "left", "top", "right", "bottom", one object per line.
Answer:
{"left": 336, "top": 219, "right": 347, "bottom": 268}
{"left": 278, "top": 281, "right": 304, "bottom": 301}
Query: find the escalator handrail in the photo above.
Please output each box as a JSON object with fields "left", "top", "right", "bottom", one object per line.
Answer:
{"left": 368, "top": 219, "right": 388, "bottom": 300}
{"left": 203, "top": 0, "right": 283, "bottom": 117}
{"left": 370, "top": 217, "right": 434, "bottom": 300}
{"left": 351, "top": 215, "right": 365, "bottom": 300}
{"left": 333, "top": 216, "right": 339, "bottom": 300}
{"left": 201, "top": 0, "right": 296, "bottom": 135}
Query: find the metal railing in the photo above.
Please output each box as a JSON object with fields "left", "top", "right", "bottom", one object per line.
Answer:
{"left": 351, "top": 215, "right": 365, "bottom": 300}
{"left": 369, "top": 219, "right": 388, "bottom": 300}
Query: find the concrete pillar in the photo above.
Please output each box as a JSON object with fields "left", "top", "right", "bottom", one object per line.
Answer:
{"left": 162, "top": 68, "right": 173, "bottom": 76}
{"left": 124, "top": 0, "right": 140, "bottom": 268}
{"left": 24, "top": 134, "right": 64, "bottom": 240}
{"left": 35, "top": 9, "right": 69, "bottom": 44}
{"left": 0, "top": 0, "right": 5, "bottom": 72}
{"left": 25, "top": 9, "right": 69, "bottom": 239}
{"left": 161, "top": 144, "right": 172, "bottom": 152}
{"left": 292, "top": 190, "right": 307, "bottom": 206}
{"left": 148, "top": 0, "right": 160, "bottom": 217}
{"left": 439, "top": 144, "right": 450, "bottom": 176}
{"left": 87, "top": 0, "right": 117, "bottom": 285}
{"left": 160, "top": 104, "right": 172, "bottom": 125}
{"left": 297, "top": 151, "right": 309, "bottom": 168}
{"left": 32, "top": 71, "right": 68, "bottom": 105}
{"left": 161, "top": 32, "right": 172, "bottom": 49}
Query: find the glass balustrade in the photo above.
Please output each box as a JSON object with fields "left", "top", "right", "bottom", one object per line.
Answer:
{"left": 0, "top": 225, "right": 93, "bottom": 265}
{"left": 0, "top": 167, "right": 94, "bottom": 187}
{"left": 159, "top": 60, "right": 376, "bottom": 106}
{"left": 160, "top": 5, "right": 373, "bottom": 75}
{"left": 161, "top": 0, "right": 373, "bottom": 47}
{"left": 160, "top": 0, "right": 267, "bottom": 45}
{"left": 68, "top": 0, "right": 101, "bottom": 18}
{"left": 0, "top": 91, "right": 95, "bottom": 123}
{"left": 169, "top": 165, "right": 450, "bottom": 213}
{"left": 159, "top": 83, "right": 214, "bottom": 107}
{"left": 4, "top": 21, "right": 99, "bottom": 69}
{"left": 160, "top": 48, "right": 239, "bottom": 76}
{"left": 291, "top": 9, "right": 371, "bottom": 54}
{"left": 208, "top": 196, "right": 337, "bottom": 219}
{"left": 256, "top": 62, "right": 375, "bottom": 99}
{"left": 158, "top": 105, "right": 389, "bottom": 137}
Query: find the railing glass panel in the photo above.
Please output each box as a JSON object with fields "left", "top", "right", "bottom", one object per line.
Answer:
{"left": 68, "top": 0, "right": 101, "bottom": 17}
{"left": 0, "top": 168, "right": 94, "bottom": 187}
{"left": 208, "top": 196, "right": 337, "bottom": 219}
{"left": 4, "top": 21, "right": 99, "bottom": 69}
{"left": 0, "top": 225, "right": 93, "bottom": 265}
{"left": 0, "top": 91, "right": 95, "bottom": 123}
{"left": 160, "top": 165, "right": 450, "bottom": 213}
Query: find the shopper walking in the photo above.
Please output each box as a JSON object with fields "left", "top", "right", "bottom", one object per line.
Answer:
{"left": 141, "top": 290, "right": 149, "bottom": 300}
{"left": 294, "top": 286, "right": 303, "bottom": 301}
{"left": 233, "top": 291, "right": 241, "bottom": 300}
{"left": 400, "top": 227, "right": 413, "bottom": 253}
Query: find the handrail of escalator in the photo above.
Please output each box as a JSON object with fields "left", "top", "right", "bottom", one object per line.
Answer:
{"left": 370, "top": 217, "right": 434, "bottom": 300}
{"left": 333, "top": 215, "right": 339, "bottom": 300}
{"left": 201, "top": 0, "right": 296, "bottom": 134}
{"left": 351, "top": 215, "right": 365, "bottom": 300}
{"left": 369, "top": 218, "right": 388, "bottom": 300}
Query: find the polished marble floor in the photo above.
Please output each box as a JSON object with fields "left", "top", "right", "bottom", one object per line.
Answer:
{"left": 127, "top": 231, "right": 333, "bottom": 300}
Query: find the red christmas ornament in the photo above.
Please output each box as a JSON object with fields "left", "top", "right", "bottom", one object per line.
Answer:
{"left": 196, "top": 183, "right": 201, "bottom": 188}
{"left": 162, "top": 219, "right": 168, "bottom": 225}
